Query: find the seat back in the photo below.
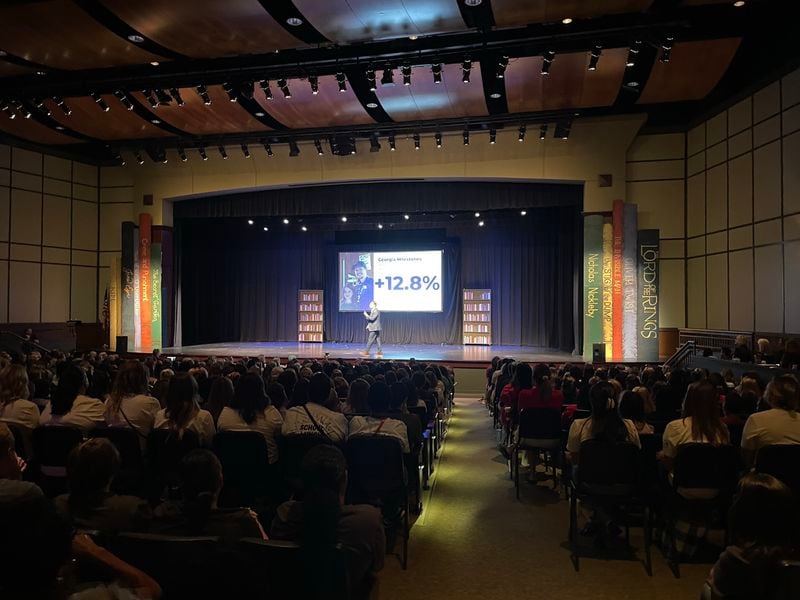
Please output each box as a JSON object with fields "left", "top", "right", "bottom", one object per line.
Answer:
{"left": 345, "top": 436, "right": 407, "bottom": 504}
{"left": 755, "top": 444, "right": 800, "bottom": 498}
{"left": 577, "top": 439, "right": 641, "bottom": 496}
{"left": 145, "top": 428, "right": 200, "bottom": 501}
{"left": 31, "top": 425, "right": 83, "bottom": 494}
{"left": 672, "top": 443, "right": 742, "bottom": 494}
{"left": 280, "top": 434, "right": 333, "bottom": 495}
{"left": 213, "top": 430, "right": 272, "bottom": 506}
{"left": 239, "top": 538, "right": 351, "bottom": 600}
{"left": 518, "top": 407, "right": 562, "bottom": 440}
{"left": 773, "top": 560, "right": 800, "bottom": 600}
{"left": 2, "top": 421, "right": 31, "bottom": 460}
{"left": 407, "top": 405, "right": 430, "bottom": 428}
{"left": 89, "top": 427, "right": 144, "bottom": 494}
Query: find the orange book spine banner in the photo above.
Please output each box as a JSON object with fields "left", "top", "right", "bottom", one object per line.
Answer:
{"left": 601, "top": 219, "right": 613, "bottom": 360}
{"left": 138, "top": 213, "right": 153, "bottom": 350}
{"left": 612, "top": 200, "right": 624, "bottom": 361}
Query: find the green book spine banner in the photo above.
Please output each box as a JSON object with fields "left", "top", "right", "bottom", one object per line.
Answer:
{"left": 133, "top": 228, "right": 141, "bottom": 350}
{"left": 138, "top": 213, "right": 152, "bottom": 350}
{"left": 120, "top": 222, "right": 136, "bottom": 342}
{"left": 622, "top": 203, "right": 639, "bottom": 361}
{"left": 151, "top": 242, "right": 162, "bottom": 351}
{"left": 601, "top": 219, "right": 614, "bottom": 360}
{"left": 637, "top": 229, "right": 660, "bottom": 362}
{"left": 583, "top": 215, "right": 603, "bottom": 360}
{"left": 110, "top": 256, "right": 121, "bottom": 351}
{"left": 612, "top": 200, "right": 624, "bottom": 362}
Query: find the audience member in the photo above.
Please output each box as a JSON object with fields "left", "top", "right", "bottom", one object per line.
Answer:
{"left": 733, "top": 336, "right": 754, "bottom": 363}
{"left": 282, "top": 373, "right": 348, "bottom": 442}
{"left": 105, "top": 360, "right": 161, "bottom": 438}
{"left": 741, "top": 374, "right": 800, "bottom": 465}
{"left": 206, "top": 375, "right": 234, "bottom": 425}
{"left": 0, "top": 363, "right": 40, "bottom": 430}
{"left": 154, "top": 373, "right": 216, "bottom": 446}
{"left": 267, "top": 381, "right": 289, "bottom": 418}
{"left": 343, "top": 377, "right": 370, "bottom": 415}
{"left": 40, "top": 364, "right": 105, "bottom": 433}
{"left": 349, "top": 381, "right": 410, "bottom": 453}
{"left": 619, "top": 390, "right": 654, "bottom": 434}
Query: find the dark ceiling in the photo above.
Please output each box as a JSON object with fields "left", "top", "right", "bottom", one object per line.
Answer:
{"left": 0, "top": 0, "right": 794, "bottom": 164}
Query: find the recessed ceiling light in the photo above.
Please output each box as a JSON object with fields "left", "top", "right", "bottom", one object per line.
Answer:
{"left": 733, "top": 1, "right": 745, "bottom": 6}
{"left": 301, "top": 225, "right": 308, "bottom": 232}
{"left": 55, "top": 125, "right": 65, "bottom": 131}
{"left": 283, "top": 218, "right": 290, "bottom": 224}
{"left": 263, "top": 226, "right": 268, "bottom": 231}
{"left": 478, "top": 220, "right": 484, "bottom": 227}
{"left": 404, "top": 214, "right": 410, "bottom": 220}
{"left": 520, "top": 210, "right": 527, "bottom": 216}
{"left": 0, "top": 50, "right": 7, "bottom": 57}
{"left": 562, "top": 17, "right": 573, "bottom": 24}
{"left": 628, "top": 81, "right": 639, "bottom": 87}
{"left": 378, "top": 224, "right": 383, "bottom": 229}
{"left": 254, "top": 111, "right": 265, "bottom": 117}
{"left": 150, "top": 118, "right": 160, "bottom": 124}
{"left": 489, "top": 92, "right": 502, "bottom": 99}
{"left": 341, "top": 216, "right": 348, "bottom": 222}
{"left": 366, "top": 102, "right": 378, "bottom": 108}
{"left": 464, "top": 0, "right": 482, "bottom": 5}
{"left": 286, "top": 17, "right": 303, "bottom": 26}
{"left": 408, "top": 35, "right": 418, "bottom": 40}
{"left": 247, "top": 219, "right": 254, "bottom": 225}
{"left": 127, "top": 34, "right": 144, "bottom": 43}
{"left": 150, "top": 61, "right": 160, "bottom": 66}
{"left": 35, "top": 70, "right": 46, "bottom": 76}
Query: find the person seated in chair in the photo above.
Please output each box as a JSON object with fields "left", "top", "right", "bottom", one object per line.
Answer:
{"left": 741, "top": 374, "right": 800, "bottom": 467}
{"left": 271, "top": 445, "right": 385, "bottom": 598}
{"left": 0, "top": 364, "right": 40, "bottom": 430}
{"left": 54, "top": 438, "right": 151, "bottom": 533}
{"left": 151, "top": 449, "right": 267, "bottom": 541}
{"left": 282, "top": 373, "right": 348, "bottom": 443}
{"left": 40, "top": 364, "right": 105, "bottom": 434}
{"left": 348, "top": 381, "right": 410, "bottom": 453}
{"left": 387, "top": 382, "right": 422, "bottom": 453}
{"left": 154, "top": 373, "right": 216, "bottom": 447}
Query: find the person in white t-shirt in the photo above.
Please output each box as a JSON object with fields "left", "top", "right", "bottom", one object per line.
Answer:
{"left": 40, "top": 365, "right": 105, "bottom": 433}
{"left": 349, "top": 381, "right": 410, "bottom": 453}
{"left": 154, "top": 373, "right": 215, "bottom": 447}
{"left": 282, "top": 373, "right": 348, "bottom": 442}
{"left": 104, "top": 360, "right": 160, "bottom": 439}
{"left": 218, "top": 373, "right": 283, "bottom": 463}
{"left": 0, "top": 363, "right": 40, "bottom": 430}
{"left": 741, "top": 374, "right": 800, "bottom": 466}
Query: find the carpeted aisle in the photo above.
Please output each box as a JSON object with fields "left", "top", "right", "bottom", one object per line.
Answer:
{"left": 378, "top": 397, "right": 709, "bottom": 600}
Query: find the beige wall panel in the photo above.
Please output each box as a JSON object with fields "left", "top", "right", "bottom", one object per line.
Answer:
{"left": 754, "top": 218, "right": 782, "bottom": 245}
{"left": 627, "top": 133, "right": 685, "bottom": 161}
{"left": 71, "top": 200, "right": 98, "bottom": 251}
{"left": 753, "top": 115, "right": 781, "bottom": 147}
{"left": 43, "top": 177, "right": 71, "bottom": 197}
{"left": 9, "top": 260, "right": 40, "bottom": 322}
{"left": 99, "top": 251, "right": 120, "bottom": 269}
{"left": 753, "top": 141, "right": 782, "bottom": 220}
{"left": 687, "top": 257, "right": 706, "bottom": 329}
{"left": 706, "top": 163, "right": 727, "bottom": 232}
{"left": 0, "top": 144, "right": 9, "bottom": 169}
{"left": 100, "top": 166, "right": 136, "bottom": 188}
{"left": 753, "top": 81, "right": 780, "bottom": 122}
{"left": 0, "top": 242, "right": 7, "bottom": 259}
{"left": 728, "top": 97, "right": 752, "bottom": 135}
{"left": 729, "top": 225, "right": 753, "bottom": 250}
{"left": 100, "top": 203, "right": 134, "bottom": 251}
{"left": 0, "top": 261, "right": 7, "bottom": 322}
{"left": 100, "top": 186, "right": 135, "bottom": 204}
{"left": 785, "top": 240, "right": 800, "bottom": 333}
{"left": 728, "top": 129, "right": 752, "bottom": 157}
{"left": 706, "top": 253, "right": 728, "bottom": 330}
{"left": 784, "top": 131, "right": 800, "bottom": 214}
{"left": 10, "top": 188, "right": 41, "bottom": 244}
{"left": 783, "top": 104, "right": 800, "bottom": 136}
{"left": 687, "top": 236, "right": 705, "bottom": 257}
{"left": 73, "top": 184, "right": 98, "bottom": 203}
{"left": 11, "top": 147, "right": 42, "bottom": 174}
{"left": 12, "top": 171, "right": 42, "bottom": 193}
{"left": 626, "top": 180, "right": 684, "bottom": 238}
{"left": 73, "top": 163, "right": 98, "bottom": 186}
{"left": 41, "top": 264, "right": 71, "bottom": 322}
{"left": 728, "top": 153, "right": 753, "bottom": 227}
{"left": 660, "top": 259, "right": 685, "bottom": 328}
{"left": 707, "top": 231, "right": 727, "bottom": 254}
{"left": 10, "top": 244, "right": 41, "bottom": 262}
{"left": 42, "top": 195, "right": 71, "bottom": 247}
{"left": 43, "top": 155, "right": 71, "bottom": 180}
{"left": 785, "top": 214, "right": 800, "bottom": 241}
{"left": 687, "top": 151, "right": 705, "bottom": 177}
{"left": 0, "top": 167, "right": 8, "bottom": 187}
{"left": 626, "top": 160, "right": 684, "bottom": 181}
{"left": 729, "top": 249, "right": 754, "bottom": 331}
{"left": 687, "top": 173, "right": 705, "bottom": 237}
{"left": 70, "top": 266, "right": 97, "bottom": 323}
{"left": 72, "top": 249, "right": 97, "bottom": 267}
{"left": 0, "top": 187, "right": 8, "bottom": 242}
{"left": 707, "top": 112, "right": 727, "bottom": 147}
{"left": 706, "top": 141, "right": 727, "bottom": 167}
{"left": 660, "top": 239, "right": 684, "bottom": 259}
{"left": 98, "top": 268, "right": 110, "bottom": 322}
{"left": 43, "top": 247, "right": 70, "bottom": 264}
{"left": 754, "top": 244, "right": 783, "bottom": 332}
{"left": 783, "top": 67, "right": 800, "bottom": 108}
{"left": 688, "top": 124, "right": 706, "bottom": 155}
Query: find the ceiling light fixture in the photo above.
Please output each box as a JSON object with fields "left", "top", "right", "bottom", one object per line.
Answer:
{"left": 134, "top": 150, "right": 145, "bottom": 165}
{"left": 733, "top": 1, "right": 745, "bottom": 6}
{"left": 127, "top": 34, "right": 144, "bottom": 43}
{"left": 380, "top": 65, "right": 394, "bottom": 86}
{"left": 377, "top": 223, "right": 383, "bottom": 229}
{"left": 478, "top": 220, "right": 484, "bottom": 227}
{"left": 289, "top": 140, "right": 300, "bottom": 156}
{"left": 404, "top": 214, "right": 410, "bottom": 220}
{"left": 389, "top": 134, "right": 396, "bottom": 151}
{"left": 283, "top": 218, "right": 290, "bottom": 224}
{"left": 432, "top": 63, "right": 442, "bottom": 84}
{"left": 277, "top": 79, "right": 291, "bottom": 98}
{"left": 143, "top": 89, "right": 159, "bottom": 109}
{"left": 518, "top": 125, "right": 526, "bottom": 142}
{"left": 463, "top": 129, "right": 470, "bottom": 146}
{"left": 154, "top": 89, "right": 172, "bottom": 105}
{"left": 366, "top": 101, "right": 378, "bottom": 108}
{"left": 263, "top": 141, "right": 273, "bottom": 157}
{"left": 309, "top": 75, "right": 319, "bottom": 95}
{"left": 539, "top": 124, "right": 548, "bottom": 139}
{"left": 263, "top": 226, "right": 269, "bottom": 231}
{"left": 259, "top": 80, "right": 274, "bottom": 100}
{"left": 90, "top": 92, "right": 110, "bottom": 112}
{"left": 465, "top": 0, "right": 482, "bottom": 6}
{"left": 626, "top": 41, "right": 641, "bottom": 67}
{"left": 541, "top": 51, "right": 555, "bottom": 75}
{"left": 366, "top": 67, "right": 377, "bottom": 91}
{"left": 562, "top": 17, "right": 573, "bottom": 24}
{"left": 435, "top": 132, "right": 442, "bottom": 148}
{"left": 474, "top": 212, "right": 480, "bottom": 218}
{"left": 241, "top": 143, "right": 250, "bottom": 158}
{"left": 222, "top": 82, "right": 238, "bottom": 102}
{"left": 588, "top": 45, "right": 602, "bottom": 71}
{"left": 660, "top": 36, "right": 674, "bottom": 63}
{"left": 286, "top": 16, "right": 303, "bottom": 26}
{"left": 341, "top": 216, "right": 348, "bottom": 222}
{"left": 462, "top": 59, "right": 472, "bottom": 83}
{"left": 178, "top": 147, "right": 188, "bottom": 162}
{"left": 1, "top": 102, "right": 15, "bottom": 120}
{"left": 314, "top": 139, "right": 324, "bottom": 155}
{"left": 150, "top": 61, "right": 160, "bottom": 67}
{"left": 247, "top": 219, "right": 254, "bottom": 225}
{"left": 199, "top": 146, "right": 208, "bottom": 161}
{"left": 520, "top": 210, "right": 527, "bottom": 216}
{"left": 336, "top": 72, "right": 347, "bottom": 93}
{"left": 369, "top": 134, "right": 381, "bottom": 152}
{"left": 113, "top": 91, "right": 133, "bottom": 111}
{"left": 169, "top": 88, "right": 185, "bottom": 106}
{"left": 196, "top": 85, "right": 211, "bottom": 105}
{"left": 401, "top": 65, "right": 412, "bottom": 86}
{"left": 413, "top": 133, "right": 420, "bottom": 150}
{"left": 489, "top": 129, "right": 496, "bottom": 144}
{"left": 218, "top": 145, "right": 228, "bottom": 159}
{"left": 301, "top": 225, "right": 308, "bottom": 232}
{"left": 496, "top": 55, "right": 509, "bottom": 79}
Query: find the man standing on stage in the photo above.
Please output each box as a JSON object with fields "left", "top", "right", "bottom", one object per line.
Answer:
{"left": 361, "top": 300, "right": 383, "bottom": 357}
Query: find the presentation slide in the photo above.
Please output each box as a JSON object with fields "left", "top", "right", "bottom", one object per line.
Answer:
{"left": 338, "top": 250, "right": 443, "bottom": 312}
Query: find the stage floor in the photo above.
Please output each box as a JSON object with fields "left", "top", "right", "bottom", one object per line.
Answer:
{"left": 157, "top": 341, "right": 575, "bottom": 365}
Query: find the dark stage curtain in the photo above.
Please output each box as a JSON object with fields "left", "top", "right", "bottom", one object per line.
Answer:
{"left": 176, "top": 182, "right": 582, "bottom": 353}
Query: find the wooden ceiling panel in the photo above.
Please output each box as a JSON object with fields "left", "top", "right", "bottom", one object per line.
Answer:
{"left": 0, "top": 62, "right": 33, "bottom": 78}
{"left": 253, "top": 75, "right": 374, "bottom": 129}
{"left": 0, "top": 115, "right": 82, "bottom": 145}
{"left": 44, "top": 95, "right": 169, "bottom": 140}
{"left": 100, "top": 0, "right": 303, "bottom": 58}
{"left": 0, "top": 0, "right": 163, "bottom": 70}
{"left": 374, "top": 63, "right": 488, "bottom": 121}
{"left": 506, "top": 50, "right": 626, "bottom": 112}
{"left": 131, "top": 86, "right": 270, "bottom": 135}
{"left": 638, "top": 38, "right": 741, "bottom": 104}
{"left": 294, "top": 0, "right": 465, "bottom": 43}
{"left": 493, "top": 0, "right": 652, "bottom": 27}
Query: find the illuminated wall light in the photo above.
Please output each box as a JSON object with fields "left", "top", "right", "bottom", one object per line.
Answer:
{"left": 309, "top": 75, "right": 319, "bottom": 95}
{"left": 588, "top": 46, "right": 602, "bottom": 71}
{"left": 336, "top": 72, "right": 347, "bottom": 92}
{"left": 462, "top": 59, "right": 471, "bottom": 83}
{"left": 259, "top": 80, "right": 274, "bottom": 100}
{"left": 626, "top": 41, "right": 641, "bottom": 67}
{"left": 401, "top": 65, "right": 412, "bottom": 86}
{"left": 518, "top": 125, "right": 526, "bottom": 142}
{"left": 541, "top": 51, "right": 555, "bottom": 75}
{"left": 241, "top": 143, "right": 250, "bottom": 158}
{"left": 196, "top": 85, "right": 212, "bottom": 105}
{"left": 169, "top": 88, "right": 185, "bottom": 106}
{"left": 432, "top": 63, "right": 442, "bottom": 84}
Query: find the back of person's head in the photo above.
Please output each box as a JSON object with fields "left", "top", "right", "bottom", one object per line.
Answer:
{"left": 300, "top": 445, "right": 346, "bottom": 550}
{"left": 347, "top": 378, "right": 370, "bottom": 413}
{"left": 267, "top": 382, "right": 288, "bottom": 410}
{"left": 384, "top": 370, "right": 397, "bottom": 387}
{"left": 165, "top": 372, "right": 198, "bottom": 431}
{"left": 232, "top": 372, "right": 268, "bottom": 424}
{"left": 723, "top": 392, "right": 748, "bottom": 419}
{"left": 588, "top": 382, "right": 629, "bottom": 444}
{"left": 308, "top": 372, "right": 332, "bottom": 406}
{"left": 389, "top": 382, "right": 408, "bottom": 411}
{"left": 367, "top": 381, "right": 391, "bottom": 414}
{"left": 618, "top": 390, "right": 646, "bottom": 424}
{"left": 179, "top": 450, "right": 223, "bottom": 530}
{"left": 277, "top": 368, "right": 298, "bottom": 394}
{"left": 765, "top": 375, "right": 800, "bottom": 411}
{"left": 532, "top": 363, "right": 552, "bottom": 398}
{"left": 757, "top": 338, "right": 771, "bottom": 353}
{"left": 0, "top": 422, "right": 20, "bottom": 479}
{"left": 207, "top": 375, "right": 235, "bottom": 409}
{"left": 682, "top": 380, "right": 728, "bottom": 444}
{"left": 730, "top": 472, "right": 798, "bottom": 555}
{"left": 512, "top": 363, "right": 533, "bottom": 389}
{"left": 411, "top": 370, "right": 427, "bottom": 389}
{"left": 108, "top": 359, "right": 149, "bottom": 415}
{"left": 51, "top": 364, "right": 88, "bottom": 416}
{"left": 87, "top": 368, "right": 111, "bottom": 400}
{"left": 291, "top": 377, "right": 311, "bottom": 407}
{"left": 333, "top": 376, "right": 349, "bottom": 399}
{"left": 0, "top": 364, "right": 29, "bottom": 405}
{"left": 66, "top": 438, "right": 120, "bottom": 503}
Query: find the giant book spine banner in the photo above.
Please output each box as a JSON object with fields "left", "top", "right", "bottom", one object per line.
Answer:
{"left": 138, "top": 213, "right": 152, "bottom": 350}
{"left": 151, "top": 232, "right": 163, "bottom": 351}
{"left": 120, "top": 222, "right": 136, "bottom": 342}
{"left": 133, "top": 227, "right": 141, "bottom": 350}
{"left": 622, "top": 203, "right": 639, "bottom": 361}
{"left": 601, "top": 218, "right": 614, "bottom": 360}
{"left": 109, "top": 256, "right": 121, "bottom": 351}
{"left": 637, "top": 229, "right": 660, "bottom": 362}
{"left": 583, "top": 215, "right": 603, "bottom": 360}
{"left": 159, "top": 228, "right": 174, "bottom": 348}
{"left": 612, "top": 200, "right": 624, "bottom": 362}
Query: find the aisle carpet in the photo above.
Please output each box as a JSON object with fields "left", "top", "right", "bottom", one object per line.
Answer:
{"left": 379, "top": 397, "right": 709, "bottom": 600}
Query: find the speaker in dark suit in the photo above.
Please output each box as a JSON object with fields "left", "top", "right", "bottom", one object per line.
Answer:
{"left": 116, "top": 336, "right": 128, "bottom": 354}
{"left": 592, "top": 343, "right": 605, "bottom": 363}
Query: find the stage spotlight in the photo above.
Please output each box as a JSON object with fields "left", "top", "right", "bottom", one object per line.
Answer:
{"left": 474, "top": 212, "right": 480, "bottom": 217}
{"left": 404, "top": 214, "right": 410, "bottom": 220}
{"left": 402, "top": 65, "right": 412, "bottom": 86}
{"left": 478, "top": 220, "right": 484, "bottom": 227}
{"left": 366, "top": 67, "right": 377, "bottom": 91}
{"left": 283, "top": 218, "right": 290, "bottom": 224}
{"left": 341, "top": 216, "right": 347, "bottom": 222}
{"left": 223, "top": 82, "right": 238, "bottom": 102}
{"left": 178, "top": 147, "right": 188, "bottom": 162}
{"left": 377, "top": 223, "right": 383, "bottom": 229}
{"left": 1, "top": 101, "right": 14, "bottom": 119}
{"left": 626, "top": 41, "right": 641, "bottom": 67}
{"left": 496, "top": 55, "right": 509, "bottom": 79}
{"left": 489, "top": 129, "right": 496, "bottom": 144}
{"left": 314, "top": 139, "right": 324, "bottom": 155}
{"left": 247, "top": 219, "right": 254, "bottom": 225}
{"left": 263, "top": 226, "right": 269, "bottom": 231}
{"left": 219, "top": 145, "right": 228, "bottom": 159}
{"left": 369, "top": 134, "right": 381, "bottom": 152}
{"left": 264, "top": 142, "right": 274, "bottom": 157}
{"left": 435, "top": 132, "right": 442, "bottom": 148}
{"left": 381, "top": 66, "right": 394, "bottom": 86}
{"left": 289, "top": 140, "right": 300, "bottom": 156}
{"left": 32, "top": 98, "right": 50, "bottom": 116}
{"left": 413, "top": 133, "right": 420, "bottom": 150}
{"left": 169, "top": 88, "right": 185, "bottom": 106}
{"left": 142, "top": 89, "right": 159, "bottom": 109}
{"left": 259, "top": 80, "right": 274, "bottom": 101}
{"left": 115, "top": 152, "right": 125, "bottom": 166}
{"left": 241, "top": 143, "right": 250, "bottom": 158}
{"left": 196, "top": 85, "right": 212, "bottom": 105}
{"left": 155, "top": 89, "right": 172, "bottom": 105}
{"left": 90, "top": 92, "right": 110, "bottom": 112}
{"left": 462, "top": 59, "right": 472, "bottom": 83}
{"left": 555, "top": 122, "right": 571, "bottom": 140}
{"left": 112, "top": 91, "right": 133, "bottom": 111}
{"left": 588, "top": 46, "right": 602, "bottom": 71}
{"left": 301, "top": 225, "right": 308, "bottom": 232}
{"left": 13, "top": 101, "right": 31, "bottom": 119}
{"left": 541, "top": 51, "right": 555, "bottom": 75}
{"left": 520, "top": 210, "right": 527, "bottom": 216}
{"left": 660, "top": 36, "right": 674, "bottom": 63}
{"left": 389, "top": 134, "right": 396, "bottom": 151}
{"left": 518, "top": 125, "right": 526, "bottom": 142}
{"left": 198, "top": 146, "right": 208, "bottom": 161}
{"left": 309, "top": 75, "right": 319, "bottom": 95}
{"left": 277, "top": 79, "right": 291, "bottom": 99}
{"left": 463, "top": 129, "right": 470, "bottom": 146}
{"left": 432, "top": 63, "right": 442, "bottom": 84}
{"left": 539, "top": 124, "right": 548, "bottom": 139}
{"left": 336, "top": 72, "right": 347, "bottom": 93}
{"left": 134, "top": 150, "right": 145, "bottom": 165}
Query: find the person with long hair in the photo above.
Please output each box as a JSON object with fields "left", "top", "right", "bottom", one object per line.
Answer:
{"left": 205, "top": 375, "right": 234, "bottom": 425}
{"left": 707, "top": 473, "right": 799, "bottom": 598}
{"left": 104, "top": 360, "right": 160, "bottom": 439}
{"left": 270, "top": 445, "right": 385, "bottom": 596}
{"left": 154, "top": 373, "right": 216, "bottom": 446}
{"left": 343, "top": 377, "right": 370, "bottom": 415}
{"left": 0, "top": 363, "right": 39, "bottom": 430}
{"left": 518, "top": 363, "right": 564, "bottom": 411}
{"left": 741, "top": 374, "right": 800, "bottom": 466}
{"left": 40, "top": 364, "right": 104, "bottom": 433}
{"left": 618, "top": 390, "right": 654, "bottom": 434}
{"left": 217, "top": 373, "right": 283, "bottom": 464}
{"left": 661, "top": 379, "right": 729, "bottom": 468}
{"left": 498, "top": 361, "right": 524, "bottom": 432}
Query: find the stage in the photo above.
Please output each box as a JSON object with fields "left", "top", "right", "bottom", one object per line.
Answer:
{"left": 157, "top": 341, "right": 576, "bottom": 366}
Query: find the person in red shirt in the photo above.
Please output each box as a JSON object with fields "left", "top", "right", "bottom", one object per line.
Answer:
{"left": 518, "top": 364, "right": 564, "bottom": 411}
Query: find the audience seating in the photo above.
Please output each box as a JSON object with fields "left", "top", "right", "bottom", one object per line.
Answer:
{"left": 31, "top": 425, "right": 83, "bottom": 496}
{"left": 90, "top": 427, "right": 145, "bottom": 495}
{"left": 212, "top": 430, "right": 274, "bottom": 508}
{"left": 145, "top": 429, "right": 200, "bottom": 502}
{"left": 754, "top": 444, "right": 800, "bottom": 500}
{"left": 280, "top": 434, "right": 336, "bottom": 495}
{"left": 568, "top": 440, "right": 652, "bottom": 575}
{"left": 2, "top": 420, "right": 31, "bottom": 461}
{"left": 513, "top": 407, "right": 562, "bottom": 498}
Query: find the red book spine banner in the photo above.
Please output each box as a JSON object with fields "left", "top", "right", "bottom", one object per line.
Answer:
{"left": 601, "top": 218, "right": 614, "bottom": 360}
{"left": 138, "top": 213, "right": 153, "bottom": 350}
{"left": 612, "top": 200, "right": 624, "bottom": 362}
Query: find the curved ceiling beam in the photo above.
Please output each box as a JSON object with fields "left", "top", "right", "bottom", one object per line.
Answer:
{"left": 256, "top": 0, "right": 329, "bottom": 45}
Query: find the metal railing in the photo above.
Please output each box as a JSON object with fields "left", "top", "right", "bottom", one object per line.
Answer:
{"left": 664, "top": 340, "right": 695, "bottom": 370}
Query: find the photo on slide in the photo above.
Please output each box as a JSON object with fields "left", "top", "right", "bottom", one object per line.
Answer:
{"left": 339, "top": 252, "right": 374, "bottom": 311}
